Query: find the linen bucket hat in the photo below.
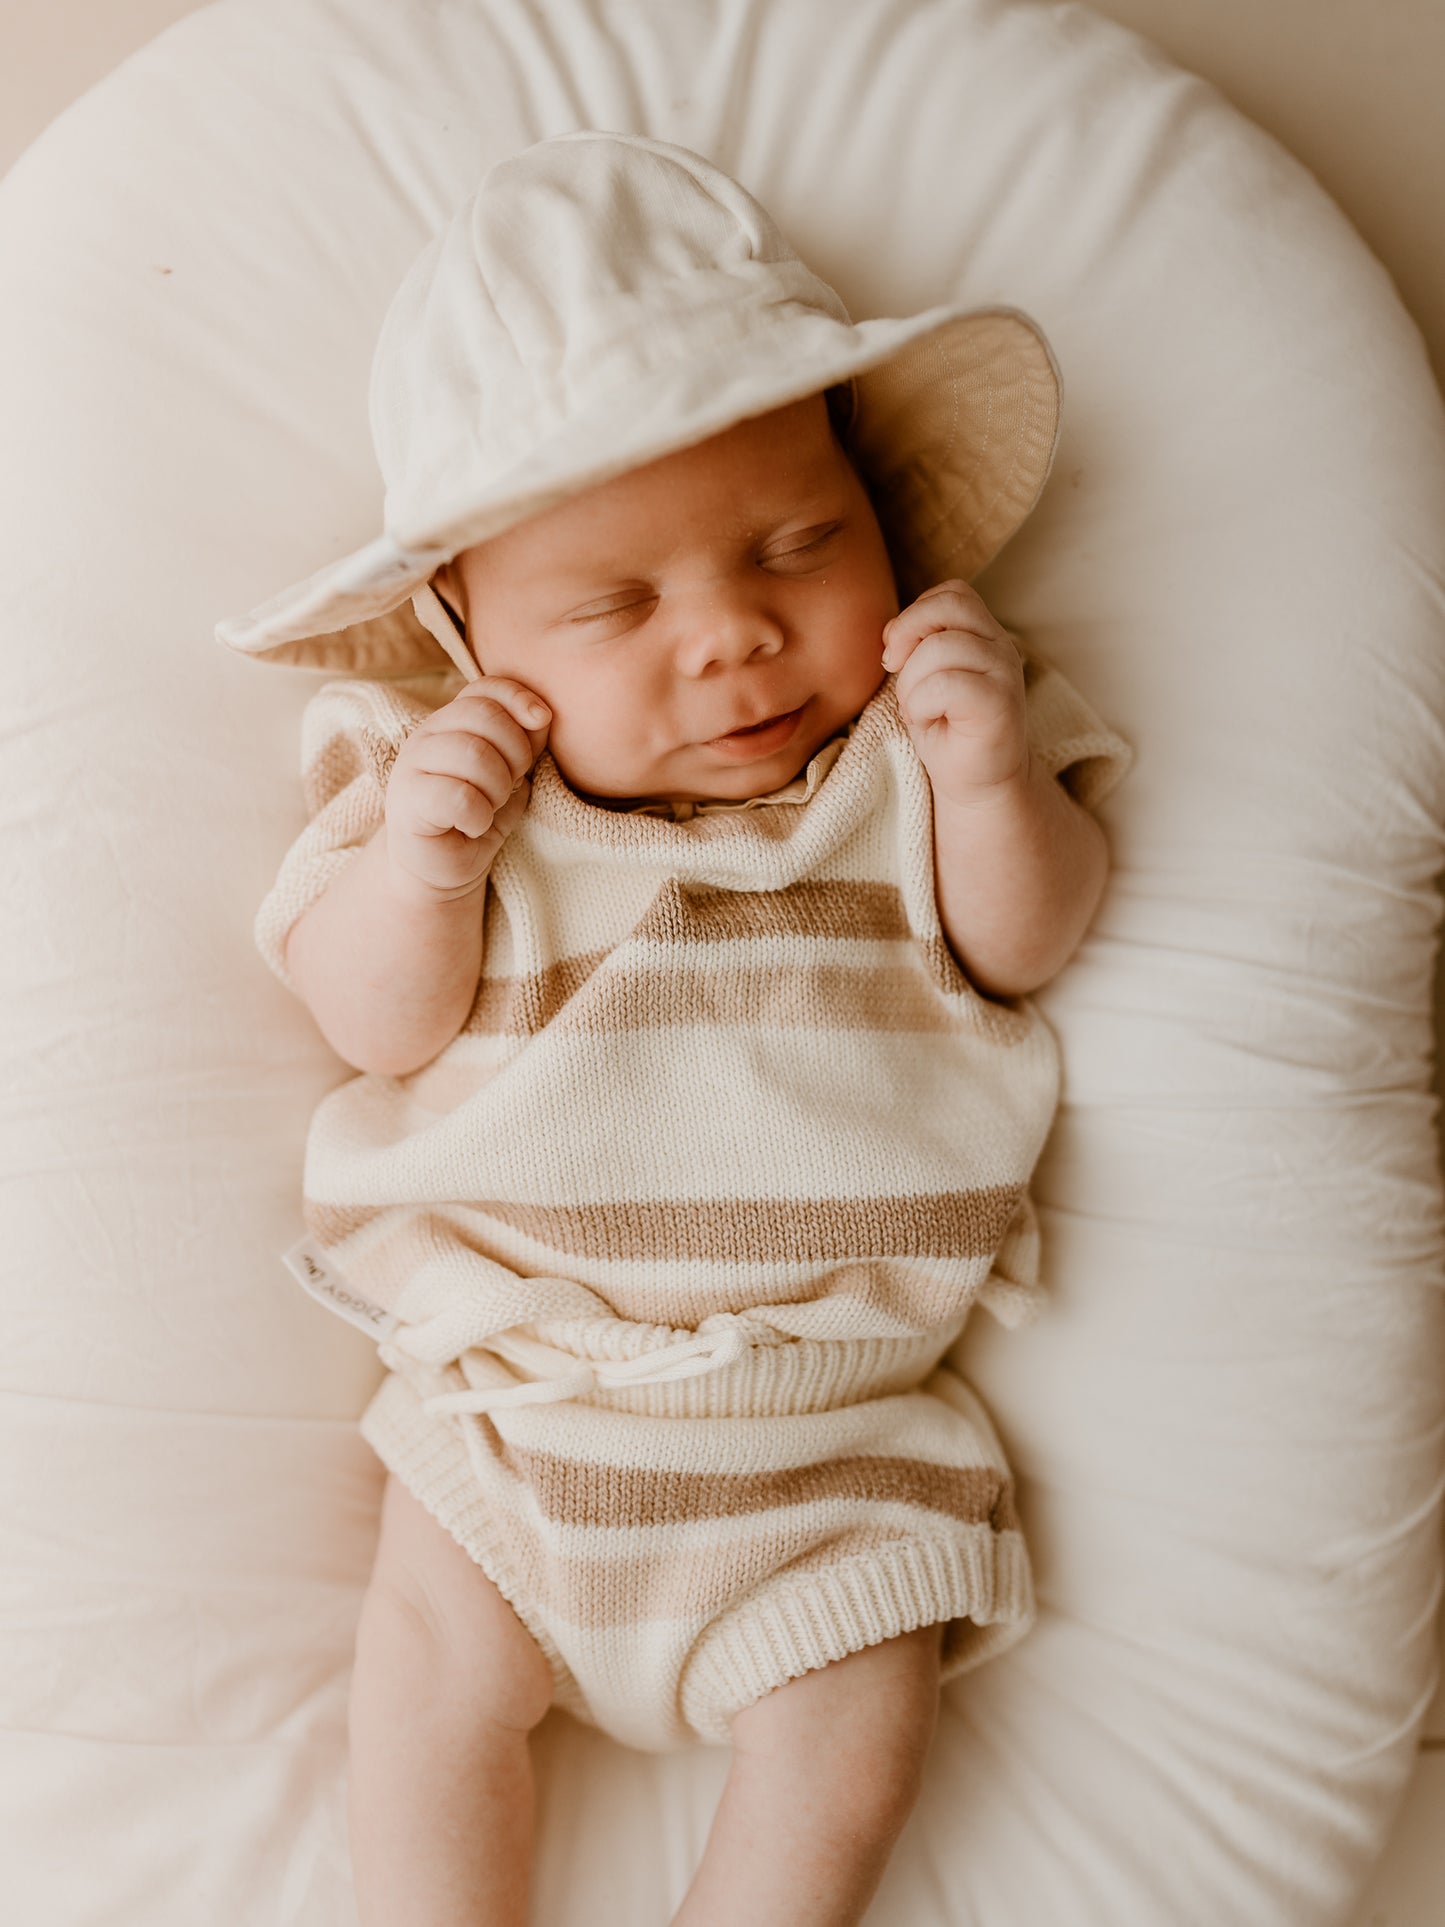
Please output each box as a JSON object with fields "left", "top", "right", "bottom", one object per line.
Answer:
{"left": 215, "top": 131, "right": 1063, "bottom": 680}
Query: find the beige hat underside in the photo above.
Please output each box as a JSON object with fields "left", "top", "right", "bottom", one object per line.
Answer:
{"left": 847, "top": 310, "right": 1061, "bottom": 603}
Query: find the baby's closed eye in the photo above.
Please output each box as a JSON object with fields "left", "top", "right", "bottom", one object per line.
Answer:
{"left": 565, "top": 591, "right": 659, "bottom": 630}
{"left": 758, "top": 522, "right": 843, "bottom": 570}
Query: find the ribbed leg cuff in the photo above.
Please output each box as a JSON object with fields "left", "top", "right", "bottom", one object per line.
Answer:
{"left": 681, "top": 1528, "right": 1035, "bottom": 1742}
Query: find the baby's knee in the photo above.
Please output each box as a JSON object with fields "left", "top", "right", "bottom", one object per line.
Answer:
{"left": 350, "top": 1478, "right": 553, "bottom": 1738}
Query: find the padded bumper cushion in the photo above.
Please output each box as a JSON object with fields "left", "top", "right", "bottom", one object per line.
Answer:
{"left": 2, "top": 1, "right": 1443, "bottom": 1921}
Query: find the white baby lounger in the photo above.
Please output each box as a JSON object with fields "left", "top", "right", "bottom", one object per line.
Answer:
{"left": 2, "top": 1, "right": 1444, "bottom": 1922}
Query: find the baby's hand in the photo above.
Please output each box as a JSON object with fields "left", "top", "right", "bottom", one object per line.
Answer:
{"left": 881, "top": 580, "right": 1028, "bottom": 808}
{"left": 383, "top": 677, "right": 551, "bottom": 900}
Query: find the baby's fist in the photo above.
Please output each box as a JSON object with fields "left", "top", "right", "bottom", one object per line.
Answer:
{"left": 383, "top": 677, "right": 550, "bottom": 901}
{"left": 881, "top": 581, "right": 1028, "bottom": 806}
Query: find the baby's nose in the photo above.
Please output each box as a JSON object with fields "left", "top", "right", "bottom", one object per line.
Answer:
{"left": 675, "top": 597, "right": 785, "bottom": 675}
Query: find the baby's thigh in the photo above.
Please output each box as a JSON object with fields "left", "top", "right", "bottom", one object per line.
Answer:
{"left": 729, "top": 1623, "right": 945, "bottom": 1789}
{"left": 352, "top": 1471, "right": 553, "bottom": 1734}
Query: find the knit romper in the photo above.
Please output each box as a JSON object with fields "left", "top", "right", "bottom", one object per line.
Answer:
{"left": 257, "top": 660, "right": 1130, "bottom": 1751}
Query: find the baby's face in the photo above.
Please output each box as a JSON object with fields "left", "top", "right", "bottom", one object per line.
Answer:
{"left": 434, "top": 395, "right": 898, "bottom": 804}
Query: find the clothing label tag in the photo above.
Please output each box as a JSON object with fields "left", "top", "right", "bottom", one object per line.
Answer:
{"left": 282, "top": 1235, "right": 399, "bottom": 1340}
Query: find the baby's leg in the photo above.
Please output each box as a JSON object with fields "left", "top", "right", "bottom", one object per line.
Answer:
{"left": 672, "top": 1622, "right": 945, "bottom": 1927}
{"left": 347, "top": 1472, "right": 554, "bottom": 1927}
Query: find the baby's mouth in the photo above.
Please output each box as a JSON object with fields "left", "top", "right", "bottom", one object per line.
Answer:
{"left": 703, "top": 704, "right": 807, "bottom": 760}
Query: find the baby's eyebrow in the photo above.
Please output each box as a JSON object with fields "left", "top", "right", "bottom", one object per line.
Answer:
{"left": 551, "top": 564, "right": 653, "bottom": 595}
{"left": 542, "top": 556, "right": 635, "bottom": 585}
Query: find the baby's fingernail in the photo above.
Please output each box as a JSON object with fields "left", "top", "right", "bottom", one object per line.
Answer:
{"left": 523, "top": 701, "right": 549, "bottom": 725}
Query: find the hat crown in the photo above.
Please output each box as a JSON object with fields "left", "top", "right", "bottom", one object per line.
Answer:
{"left": 369, "top": 133, "right": 848, "bottom": 499}
{"left": 216, "top": 133, "right": 1060, "bottom": 672}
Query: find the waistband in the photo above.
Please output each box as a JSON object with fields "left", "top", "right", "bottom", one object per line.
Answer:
{"left": 381, "top": 1312, "right": 957, "bottom": 1421}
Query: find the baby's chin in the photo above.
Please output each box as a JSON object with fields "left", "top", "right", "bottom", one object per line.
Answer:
{"left": 561, "top": 741, "right": 816, "bottom": 812}
{"left": 693, "top": 737, "right": 827, "bottom": 803}
{"left": 550, "top": 699, "right": 841, "bottom": 807}
{"left": 681, "top": 756, "right": 814, "bottom": 804}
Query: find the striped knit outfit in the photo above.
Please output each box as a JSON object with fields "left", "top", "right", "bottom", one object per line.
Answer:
{"left": 257, "top": 658, "right": 1130, "bottom": 1751}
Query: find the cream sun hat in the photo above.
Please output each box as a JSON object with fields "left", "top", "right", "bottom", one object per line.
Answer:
{"left": 215, "top": 130, "right": 1063, "bottom": 681}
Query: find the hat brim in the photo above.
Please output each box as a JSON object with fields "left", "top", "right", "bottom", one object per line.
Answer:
{"left": 215, "top": 304, "right": 1059, "bottom": 673}
{"left": 845, "top": 308, "right": 1062, "bottom": 604}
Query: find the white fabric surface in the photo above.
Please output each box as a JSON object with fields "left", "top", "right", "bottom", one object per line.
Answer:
{"left": 2, "top": 0, "right": 1443, "bottom": 1921}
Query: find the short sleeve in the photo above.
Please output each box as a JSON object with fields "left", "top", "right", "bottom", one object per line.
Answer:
{"left": 1018, "top": 645, "right": 1133, "bottom": 811}
{"left": 254, "top": 669, "right": 460, "bottom": 994}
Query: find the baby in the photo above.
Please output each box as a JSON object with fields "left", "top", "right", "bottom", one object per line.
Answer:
{"left": 220, "top": 134, "right": 1129, "bottom": 1925}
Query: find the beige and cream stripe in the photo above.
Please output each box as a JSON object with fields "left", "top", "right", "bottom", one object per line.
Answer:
{"left": 256, "top": 655, "right": 1131, "bottom": 1748}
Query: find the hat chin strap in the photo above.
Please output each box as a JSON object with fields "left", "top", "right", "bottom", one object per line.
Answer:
{"left": 412, "top": 581, "right": 482, "bottom": 680}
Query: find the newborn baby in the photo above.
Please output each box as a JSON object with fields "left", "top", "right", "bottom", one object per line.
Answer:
{"left": 221, "top": 133, "right": 1130, "bottom": 1926}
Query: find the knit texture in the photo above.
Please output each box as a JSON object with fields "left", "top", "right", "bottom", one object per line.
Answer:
{"left": 257, "top": 656, "right": 1130, "bottom": 1748}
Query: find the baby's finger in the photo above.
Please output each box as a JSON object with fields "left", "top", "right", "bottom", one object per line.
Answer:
{"left": 432, "top": 690, "right": 538, "bottom": 781}
{"left": 488, "top": 776, "right": 531, "bottom": 843}
{"left": 907, "top": 577, "right": 973, "bottom": 607}
{"left": 881, "top": 581, "right": 1002, "bottom": 671}
{"left": 901, "top": 662, "right": 1013, "bottom": 734}
{"left": 883, "top": 583, "right": 997, "bottom": 655}
{"left": 412, "top": 729, "right": 522, "bottom": 814}
{"left": 891, "top": 629, "right": 1018, "bottom": 709}
{"left": 407, "top": 769, "right": 503, "bottom": 840}
{"left": 450, "top": 676, "right": 552, "bottom": 765}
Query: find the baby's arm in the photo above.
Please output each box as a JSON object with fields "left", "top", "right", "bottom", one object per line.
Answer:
{"left": 882, "top": 581, "right": 1108, "bottom": 1000}
{"left": 285, "top": 678, "right": 550, "bottom": 1075}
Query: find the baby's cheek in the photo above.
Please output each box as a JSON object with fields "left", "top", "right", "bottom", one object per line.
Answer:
{"left": 831, "top": 641, "right": 888, "bottom": 719}
{"left": 542, "top": 697, "right": 639, "bottom": 792}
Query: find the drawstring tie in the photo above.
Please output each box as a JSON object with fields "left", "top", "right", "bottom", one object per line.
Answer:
{"left": 389, "top": 1321, "right": 754, "bottom": 1416}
